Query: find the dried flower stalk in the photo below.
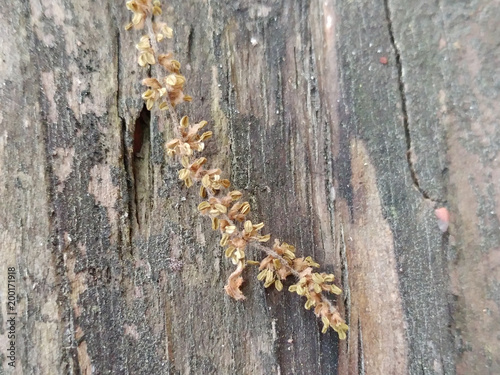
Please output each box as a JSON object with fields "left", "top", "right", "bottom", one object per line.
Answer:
{"left": 125, "top": 0, "right": 348, "bottom": 339}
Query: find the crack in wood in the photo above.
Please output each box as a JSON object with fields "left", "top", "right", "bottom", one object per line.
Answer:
{"left": 132, "top": 106, "right": 151, "bottom": 230}
{"left": 187, "top": 25, "right": 194, "bottom": 63}
{"left": 115, "top": 26, "right": 134, "bottom": 257}
{"left": 339, "top": 223, "right": 351, "bottom": 340}
{"left": 357, "top": 318, "right": 365, "bottom": 375}
{"left": 120, "top": 115, "right": 135, "bottom": 242}
{"left": 383, "top": 0, "right": 439, "bottom": 205}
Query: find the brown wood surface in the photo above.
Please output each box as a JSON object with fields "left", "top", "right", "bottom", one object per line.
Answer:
{"left": 1, "top": 0, "right": 499, "bottom": 374}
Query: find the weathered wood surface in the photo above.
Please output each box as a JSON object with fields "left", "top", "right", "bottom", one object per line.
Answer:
{"left": 1, "top": 0, "right": 499, "bottom": 374}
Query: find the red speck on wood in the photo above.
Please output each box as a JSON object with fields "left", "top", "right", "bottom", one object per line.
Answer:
{"left": 379, "top": 57, "right": 388, "bottom": 64}
{"left": 435, "top": 207, "right": 450, "bottom": 232}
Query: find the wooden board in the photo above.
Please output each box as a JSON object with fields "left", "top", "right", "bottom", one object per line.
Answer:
{"left": 1, "top": 0, "right": 498, "bottom": 373}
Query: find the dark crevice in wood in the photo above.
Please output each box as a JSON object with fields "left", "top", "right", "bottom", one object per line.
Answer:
{"left": 187, "top": 25, "right": 194, "bottom": 63}
{"left": 133, "top": 107, "right": 147, "bottom": 155}
{"left": 120, "top": 115, "right": 135, "bottom": 243}
{"left": 115, "top": 25, "right": 134, "bottom": 256}
{"left": 293, "top": 46, "right": 299, "bottom": 90}
{"left": 132, "top": 106, "right": 151, "bottom": 230}
{"left": 339, "top": 223, "right": 351, "bottom": 343}
{"left": 358, "top": 318, "right": 365, "bottom": 375}
{"left": 383, "top": 0, "right": 439, "bottom": 205}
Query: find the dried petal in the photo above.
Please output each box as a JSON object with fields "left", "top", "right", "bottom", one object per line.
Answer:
{"left": 258, "top": 234, "right": 271, "bottom": 242}
{"left": 330, "top": 285, "right": 342, "bottom": 295}
{"left": 273, "top": 259, "right": 281, "bottom": 269}
{"left": 321, "top": 316, "right": 330, "bottom": 333}
{"left": 180, "top": 115, "right": 189, "bottom": 128}
{"left": 200, "top": 131, "right": 212, "bottom": 141}
{"left": 312, "top": 273, "right": 324, "bottom": 284}
{"left": 214, "top": 203, "right": 227, "bottom": 214}
{"left": 225, "top": 246, "right": 236, "bottom": 258}
{"left": 224, "top": 262, "right": 246, "bottom": 300}
{"left": 211, "top": 217, "right": 219, "bottom": 230}
{"left": 275, "top": 279, "right": 283, "bottom": 291}
{"left": 225, "top": 225, "right": 236, "bottom": 234}
{"left": 229, "top": 191, "right": 243, "bottom": 200}
{"left": 220, "top": 233, "right": 229, "bottom": 247}
{"left": 313, "top": 283, "right": 322, "bottom": 294}
{"left": 253, "top": 222, "right": 265, "bottom": 231}
{"left": 257, "top": 270, "right": 267, "bottom": 281}
{"left": 244, "top": 220, "right": 253, "bottom": 233}
{"left": 305, "top": 299, "right": 314, "bottom": 310}
{"left": 198, "top": 201, "right": 211, "bottom": 211}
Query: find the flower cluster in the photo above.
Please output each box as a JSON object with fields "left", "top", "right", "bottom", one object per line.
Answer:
{"left": 126, "top": 1, "right": 190, "bottom": 108}
{"left": 126, "top": 0, "right": 348, "bottom": 339}
{"left": 258, "top": 241, "right": 321, "bottom": 287}
{"left": 142, "top": 75, "right": 191, "bottom": 109}
{"left": 166, "top": 116, "right": 212, "bottom": 156}
{"left": 257, "top": 241, "right": 297, "bottom": 290}
{"left": 164, "top": 116, "right": 227, "bottom": 190}
{"left": 136, "top": 36, "right": 156, "bottom": 66}
{"left": 196, "top": 185, "right": 272, "bottom": 299}
{"left": 125, "top": 0, "right": 162, "bottom": 30}
{"left": 288, "top": 269, "right": 347, "bottom": 338}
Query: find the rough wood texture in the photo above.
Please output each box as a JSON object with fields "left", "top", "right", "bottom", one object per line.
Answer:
{"left": 1, "top": 0, "right": 499, "bottom": 374}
